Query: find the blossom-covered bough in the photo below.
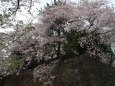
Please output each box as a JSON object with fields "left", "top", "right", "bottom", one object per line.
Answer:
{"left": 10, "top": 0, "right": 115, "bottom": 77}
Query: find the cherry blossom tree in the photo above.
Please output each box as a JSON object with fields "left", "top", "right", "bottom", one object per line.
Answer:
{"left": 11, "top": 0, "right": 115, "bottom": 68}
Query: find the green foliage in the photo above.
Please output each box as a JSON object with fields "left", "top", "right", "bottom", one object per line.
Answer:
{"left": 63, "top": 30, "right": 87, "bottom": 56}
{"left": 10, "top": 59, "right": 24, "bottom": 71}
{"left": 101, "top": 44, "right": 113, "bottom": 54}
{"left": 0, "top": 51, "right": 24, "bottom": 75}
{"left": 8, "top": 51, "right": 24, "bottom": 71}
{"left": 10, "top": 51, "right": 23, "bottom": 60}
{"left": 0, "top": 14, "right": 3, "bottom": 26}
{"left": 24, "top": 23, "right": 35, "bottom": 32}
{"left": 100, "top": 44, "right": 115, "bottom": 61}
{"left": 0, "top": 11, "right": 11, "bottom": 26}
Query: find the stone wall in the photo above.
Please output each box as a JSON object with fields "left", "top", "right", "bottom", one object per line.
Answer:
{"left": 3, "top": 54, "right": 115, "bottom": 86}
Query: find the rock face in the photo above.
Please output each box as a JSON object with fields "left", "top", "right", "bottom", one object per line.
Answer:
{"left": 3, "top": 54, "right": 115, "bottom": 86}
{"left": 3, "top": 70, "right": 42, "bottom": 86}
{"left": 53, "top": 55, "right": 115, "bottom": 86}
